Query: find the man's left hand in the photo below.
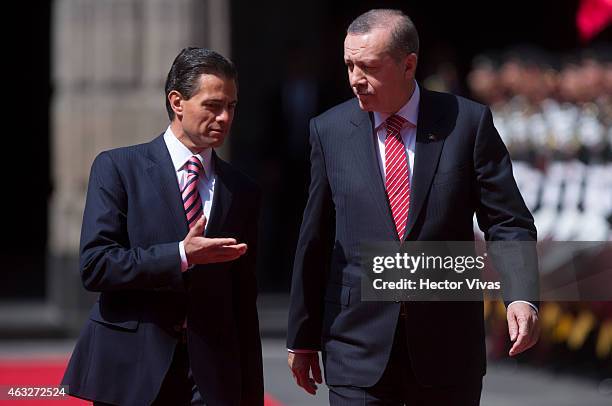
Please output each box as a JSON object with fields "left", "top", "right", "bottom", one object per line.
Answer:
{"left": 507, "top": 302, "right": 540, "bottom": 356}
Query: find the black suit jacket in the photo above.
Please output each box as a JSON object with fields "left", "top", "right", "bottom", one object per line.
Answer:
{"left": 287, "top": 88, "right": 538, "bottom": 387}
{"left": 62, "top": 135, "right": 264, "bottom": 406}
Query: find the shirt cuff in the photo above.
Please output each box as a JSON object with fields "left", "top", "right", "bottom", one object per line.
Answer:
{"left": 179, "top": 241, "right": 189, "bottom": 272}
{"left": 507, "top": 300, "right": 538, "bottom": 314}
{"left": 287, "top": 348, "right": 318, "bottom": 354}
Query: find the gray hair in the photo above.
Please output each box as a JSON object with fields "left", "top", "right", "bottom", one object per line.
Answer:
{"left": 347, "top": 9, "right": 419, "bottom": 61}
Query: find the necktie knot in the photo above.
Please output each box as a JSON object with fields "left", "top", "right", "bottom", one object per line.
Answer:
{"left": 185, "top": 156, "right": 203, "bottom": 178}
{"left": 385, "top": 115, "right": 407, "bottom": 139}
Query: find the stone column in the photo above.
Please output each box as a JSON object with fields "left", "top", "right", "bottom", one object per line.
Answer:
{"left": 48, "top": 0, "right": 230, "bottom": 333}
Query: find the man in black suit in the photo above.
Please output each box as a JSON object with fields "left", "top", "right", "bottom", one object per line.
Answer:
{"left": 287, "top": 9, "right": 540, "bottom": 405}
{"left": 62, "top": 48, "right": 263, "bottom": 406}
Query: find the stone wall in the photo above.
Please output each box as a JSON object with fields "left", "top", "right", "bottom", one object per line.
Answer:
{"left": 48, "top": 0, "right": 230, "bottom": 332}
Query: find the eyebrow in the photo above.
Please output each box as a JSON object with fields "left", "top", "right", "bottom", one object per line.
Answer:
{"left": 344, "top": 57, "right": 379, "bottom": 64}
{"left": 203, "top": 98, "right": 238, "bottom": 105}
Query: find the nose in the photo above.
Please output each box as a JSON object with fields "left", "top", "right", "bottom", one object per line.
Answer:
{"left": 217, "top": 107, "right": 232, "bottom": 124}
{"left": 349, "top": 66, "right": 367, "bottom": 88}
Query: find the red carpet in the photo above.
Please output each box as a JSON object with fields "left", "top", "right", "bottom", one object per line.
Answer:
{"left": 0, "top": 358, "right": 284, "bottom": 405}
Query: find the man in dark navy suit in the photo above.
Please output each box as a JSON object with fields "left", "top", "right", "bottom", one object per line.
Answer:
{"left": 63, "top": 48, "right": 263, "bottom": 406}
{"left": 287, "top": 9, "right": 540, "bottom": 405}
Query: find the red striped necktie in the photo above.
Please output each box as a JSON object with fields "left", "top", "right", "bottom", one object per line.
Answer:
{"left": 385, "top": 115, "right": 410, "bottom": 239}
{"left": 182, "top": 156, "right": 203, "bottom": 229}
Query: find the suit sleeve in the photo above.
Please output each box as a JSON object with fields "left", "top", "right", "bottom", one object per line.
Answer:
{"left": 286, "top": 118, "right": 334, "bottom": 350}
{"left": 79, "top": 152, "right": 184, "bottom": 292}
{"left": 473, "top": 107, "right": 540, "bottom": 305}
{"left": 232, "top": 186, "right": 264, "bottom": 406}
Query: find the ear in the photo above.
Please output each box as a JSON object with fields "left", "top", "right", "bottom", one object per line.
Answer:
{"left": 404, "top": 53, "right": 418, "bottom": 79}
{"left": 168, "top": 90, "right": 184, "bottom": 118}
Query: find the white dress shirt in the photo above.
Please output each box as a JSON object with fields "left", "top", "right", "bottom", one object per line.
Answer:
{"left": 163, "top": 126, "right": 216, "bottom": 271}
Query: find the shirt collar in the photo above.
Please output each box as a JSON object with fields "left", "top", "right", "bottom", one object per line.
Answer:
{"left": 373, "top": 81, "right": 420, "bottom": 130}
{"left": 163, "top": 126, "right": 213, "bottom": 180}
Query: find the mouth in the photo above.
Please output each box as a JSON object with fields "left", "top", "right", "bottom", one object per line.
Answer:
{"left": 354, "top": 89, "right": 372, "bottom": 97}
{"left": 208, "top": 129, "right": 225, "bottom": 136}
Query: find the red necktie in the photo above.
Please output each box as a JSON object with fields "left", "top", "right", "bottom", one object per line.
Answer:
{"left": 385, "top": 115, "right": 410, "bottom": 238}
{"left": 182, "top": 156, "right": 203, "bottom": 228}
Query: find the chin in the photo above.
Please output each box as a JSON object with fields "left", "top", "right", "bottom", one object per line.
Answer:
{"left": 357, "top": 96, "right": 378, "bottom": 112}
{"left": 357, "top": 100, "right": 375, "bottom": 112}
{"left": 198, "top": 134, "right": 224, "bottom": 148}
{"left": 209, "top": 137, "right": 226, "bottom": 148}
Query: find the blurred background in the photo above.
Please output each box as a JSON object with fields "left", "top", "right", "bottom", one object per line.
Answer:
{"left": 0, "top": 0, "right": 611, "bottom": 404}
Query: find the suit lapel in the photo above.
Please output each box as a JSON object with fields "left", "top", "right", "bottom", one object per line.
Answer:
{"left": 348, "top": 107, "right": 398, "bottom": 240}
{"left": 145, "top": 135, "right": 190, "bottom": 239}
{"left": 404, "top": 89, "right": 446, "bottom": 240}
{"left": 205, "top": 151, "right": 233, "bottom": 236}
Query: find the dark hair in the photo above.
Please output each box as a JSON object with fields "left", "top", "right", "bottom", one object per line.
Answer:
{"left": 347, "top": 9, "right": 419, "bottom": 61}
{"left": 164, "top": 47, "right": 238, "bottom": 120}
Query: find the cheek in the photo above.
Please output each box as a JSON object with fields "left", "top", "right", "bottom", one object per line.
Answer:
{"left": 376, "top": 75, "right": 399, "bottom": 95}
{"left": 198, "top": 112, "right": 215, "bottom": 124}
{"left": 368, "top": 78, "right": 384, "bottom": 94}
{"left": 184, "top": 107, "right": 201, "bottom": 123}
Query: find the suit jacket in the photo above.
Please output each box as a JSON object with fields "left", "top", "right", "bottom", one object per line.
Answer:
{"left": 62, "top": 134, "right": 264, "bottom": 406}
{"left": 286, "top": 88, "right": 539, "bottom": 388}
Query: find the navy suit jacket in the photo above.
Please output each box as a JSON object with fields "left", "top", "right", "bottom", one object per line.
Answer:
{"left": 287, "top": 88, "right": 539, "bottom": 387}
{"left": 62, "top": 134, "right": 263, "bottom": 406}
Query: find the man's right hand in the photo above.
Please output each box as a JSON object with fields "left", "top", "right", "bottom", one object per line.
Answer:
{"left": 288, "top": 351, "right": 322, "bottom": 395}
{"left": 183, "top": 215, "right": 247, "bottom": 265}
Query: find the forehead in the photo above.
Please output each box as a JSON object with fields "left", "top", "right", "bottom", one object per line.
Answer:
{"left": 193, "top": 73, "right": 237, "bottom": 99}
{"left": 344, "top": 29, "right": 390, "bottom": 61}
